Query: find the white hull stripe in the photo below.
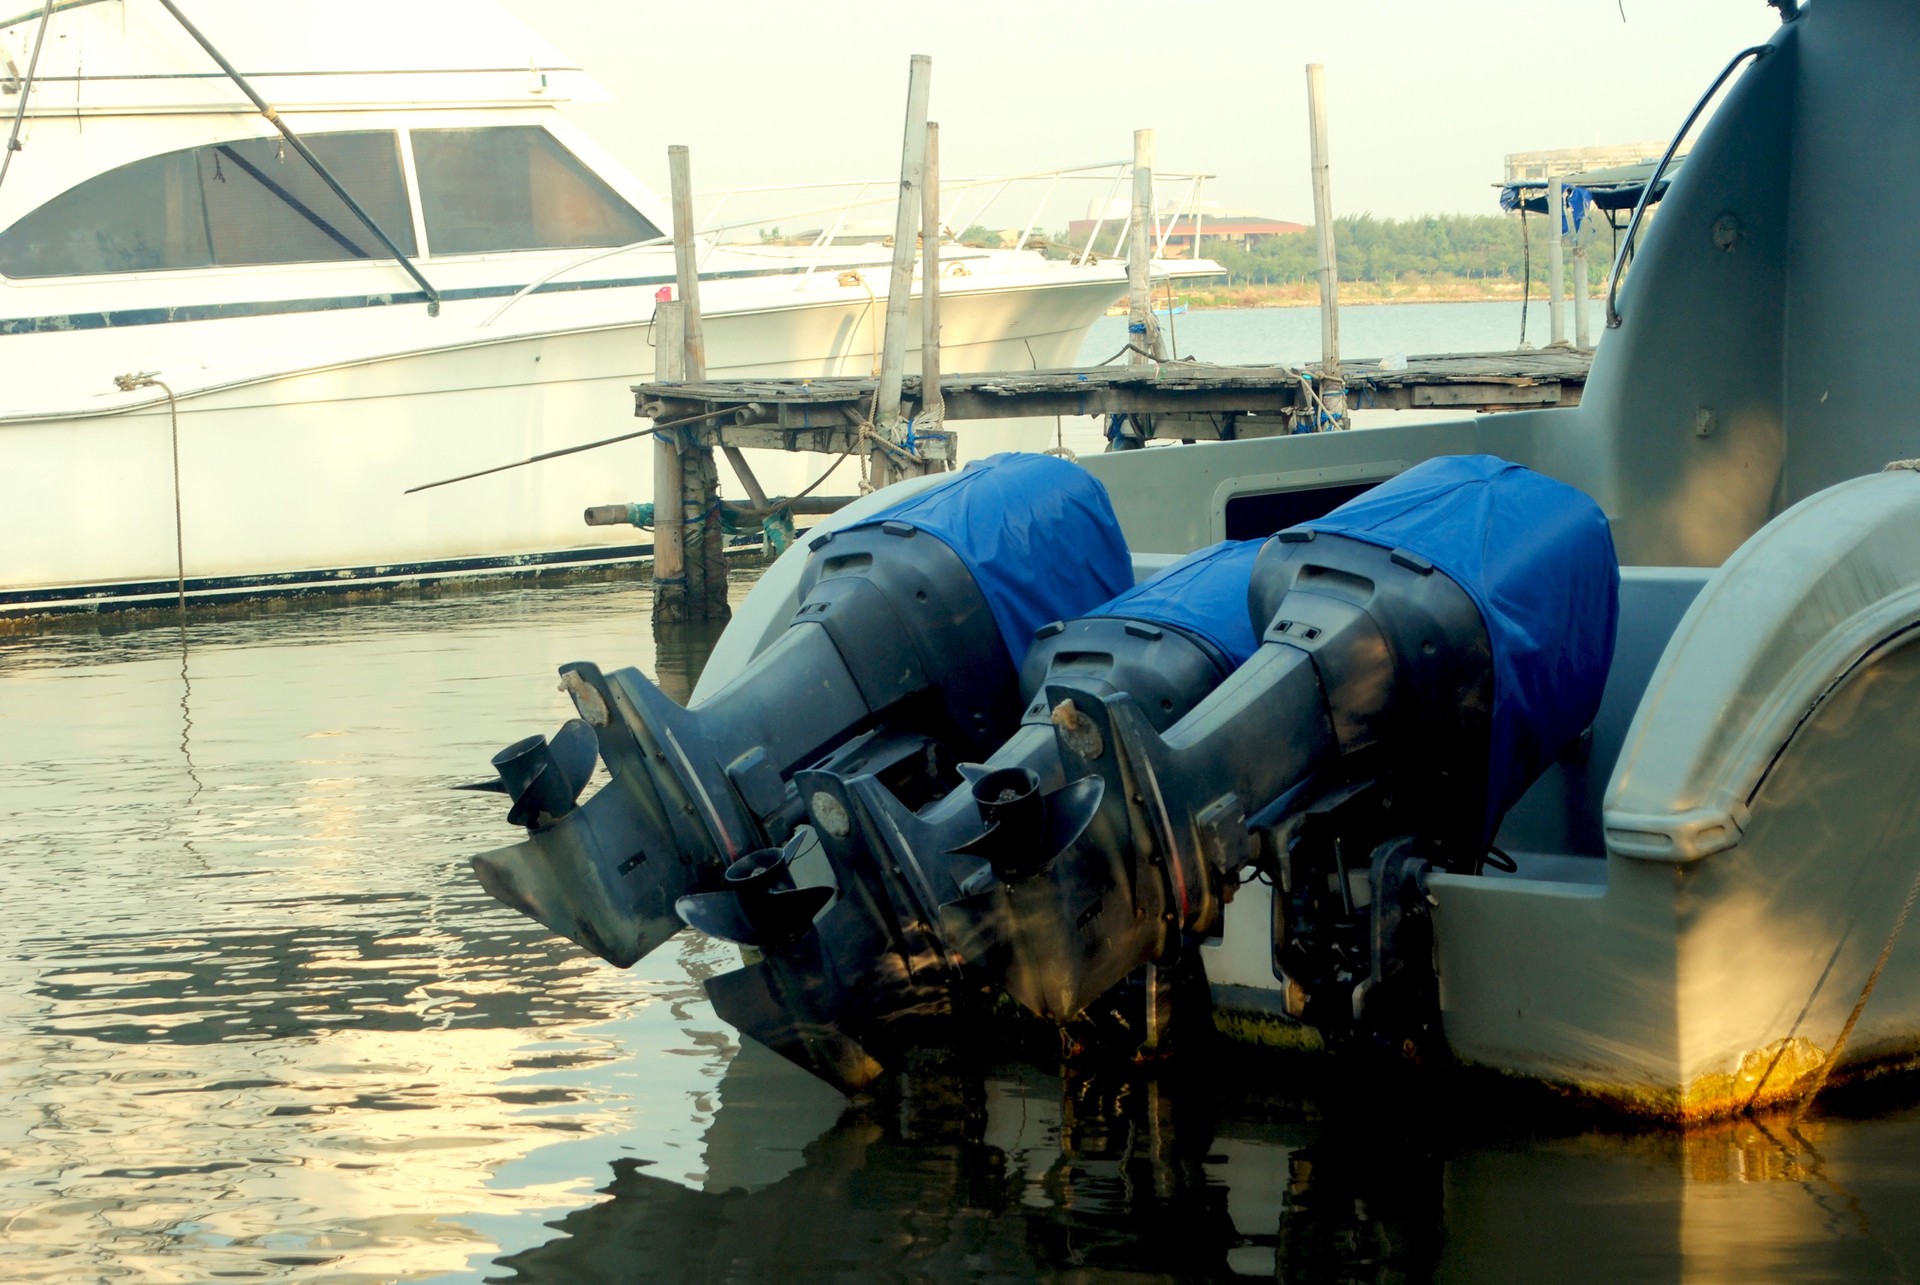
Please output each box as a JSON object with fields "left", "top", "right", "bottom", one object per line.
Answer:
{"left": 0, "top": 256, "right": 948, "bottom": 335}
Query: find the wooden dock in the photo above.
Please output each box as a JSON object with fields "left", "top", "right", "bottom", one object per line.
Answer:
{"left": 634, "top": 349, "right": 1592, "bottom": 451}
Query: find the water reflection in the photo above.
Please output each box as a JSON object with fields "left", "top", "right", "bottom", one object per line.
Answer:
{"left": 493, "top": 1054, "right": 1920, "bottom": 1285}
{"left": 3, "top": 568, "right": 1920, "bottom": 1284}
{"left": 0, "top": 575, "right": 751, "bottom": 1283}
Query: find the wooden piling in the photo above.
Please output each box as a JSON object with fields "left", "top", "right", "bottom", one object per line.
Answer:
{"left": 651, "top": 299, "right": 689, "bottom": 623}
{"left": 872, "top": 54, "right": 932, "bottom": 490}
{"left": 1127, "top": 129, "right": 1163, "bottom": 366}
{"left": 669, "top": 146, "right": 707, "bottom": 381}
{"left": 662, "top": 145, "right": 729, "bottom": 625}
{"left": 1304, "top": 63, "right": 1347, "bottom": 426}
{"left": 1547, "top": 174, "right": 1567, "bottom": 347}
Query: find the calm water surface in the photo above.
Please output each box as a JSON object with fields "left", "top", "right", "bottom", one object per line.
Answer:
{"left": 7, "top": 306, "right": 1920, "bottom": 1283}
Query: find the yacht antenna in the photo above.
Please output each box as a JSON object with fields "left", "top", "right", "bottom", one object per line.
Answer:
{"left": 153, "top": 0, "right": 443, "bottom": 316}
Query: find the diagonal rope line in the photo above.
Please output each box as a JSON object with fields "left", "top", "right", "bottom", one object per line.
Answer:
{"left": 1795, "top": 861, "right": 1920, "bottom": 1114}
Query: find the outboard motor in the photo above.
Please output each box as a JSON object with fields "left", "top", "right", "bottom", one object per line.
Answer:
{"left": 689, "top": 538, "right": 1270, "bottom": 1087}
{"left": 465, "top": 454, "right": 1133, "bottom": 977}
{"left": 752, "top": 455, "right": 1618, "bottom": 1088}
{"left": 955, "top": 454, "right": 1618, "bottom": 1049}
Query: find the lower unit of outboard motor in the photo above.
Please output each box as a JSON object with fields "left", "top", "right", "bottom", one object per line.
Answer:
{"left": 798, "top": 455, "right": 1619, "bottom": 1085}
{"left": 463, "top": 453, "right": 1133, "bottom": 986}
{"left": 690, "top": 538, "right": 1271, "bottom": 1088}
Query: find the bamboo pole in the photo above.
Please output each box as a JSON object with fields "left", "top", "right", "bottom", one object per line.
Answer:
{"left": 1304, "top": 64, "right": 1347, "bottom": 426}
{"left": 665, "top": 145, "right": 727, "bottom": 623}
{"left": 669, "top": 145, "right": 707, "bottom": 380}
{"left": 873, "top": 54, "right": 932, "bottom": 488}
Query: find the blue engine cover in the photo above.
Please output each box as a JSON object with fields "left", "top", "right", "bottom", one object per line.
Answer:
{"left": 1300, "top": 454, "right": 1620, "bottom": 825}
{"left": 849, "top": 453, "right": 1135, "bottom": 663}
{"left": 1081, "top": 538, "right": 1267, "bottom": 670}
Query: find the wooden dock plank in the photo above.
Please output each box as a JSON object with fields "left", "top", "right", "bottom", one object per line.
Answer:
{"left": 634, "top": 349, "right": 1592, "bottom": 447}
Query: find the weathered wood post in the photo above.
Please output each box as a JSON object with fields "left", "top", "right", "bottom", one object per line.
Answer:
{"left": 651, "top": 297, "right": 689, "bottom": 622}
{"left": 872, "top": 54, "right": 933, "bottom": 491}
{"left": 662, "top": 143, "right": 729, "bottom": 625}
{"left": 1127, "top": 128, "right": 1165, "bottom": 366}
{"left": 1304, "top": 63, "right": 1348, "bottom": 427}
{"left": 1547, "top": 173, "right": 1567, "bottom": 347}
{"left": 920, "top": 120, "right": 946, "bottom": 453}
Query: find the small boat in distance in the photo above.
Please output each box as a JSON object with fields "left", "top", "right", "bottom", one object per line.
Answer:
{"left": 0, "top": 0, "right": 1209, "bottom": 617}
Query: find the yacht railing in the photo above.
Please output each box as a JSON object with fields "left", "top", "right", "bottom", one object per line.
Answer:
{"left": 1605, "top": 42, "right": 1771, "bottom": 329}
{"left": 0, "top": 0, "right": 53, "bottom": 198}
{"left": 478, "top": 160, "right": 1214, "bottom": 329}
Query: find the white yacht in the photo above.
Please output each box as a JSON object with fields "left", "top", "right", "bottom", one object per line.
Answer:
{"left": 0, "top": 0, "right": 1192, "bottom": 616}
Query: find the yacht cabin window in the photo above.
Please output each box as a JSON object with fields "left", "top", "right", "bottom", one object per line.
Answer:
{"left": 410, "top": 126, "right": 661, "bottom": 254}
{"left": 0, "top": 131, "right": 416, "bottom": 278}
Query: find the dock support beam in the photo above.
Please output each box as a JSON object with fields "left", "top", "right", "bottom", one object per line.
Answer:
{"left": 656, "top": 144, "right": 729, "bottom": 627}
{"left": 1304, "top": 63, "right": 1348, "bottom": 427}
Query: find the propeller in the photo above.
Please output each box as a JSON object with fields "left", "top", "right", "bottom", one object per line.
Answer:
{"left": 455, "top": 718, "right": 600, "bottom": 826}
{"left": 683, "top": 828, "right": 891, "bottom": 1093}
{"left": 497, "top": 718, "right": 598, "bottom": 826}
{"left": 468, "top": 672, "right": 715, "bottom": 969}
{"left": 688, "top": 776, "right": 974, "bottom": 1093}
{"left": 935, "top": 770, "right": 1136, "bottom": 1022}
{"left": 676, "top": 831, "right": 835, "bottom": 948}
{"left": 952, "top": 768, "right": 1103, "bottom": 881}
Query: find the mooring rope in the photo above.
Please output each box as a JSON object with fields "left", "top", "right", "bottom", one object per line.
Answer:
{"left": 114, "top": 372, "right": 187, "bottom": 615}
{"left": 1794, "top": 861, "right": 1920, "bottom": 1114}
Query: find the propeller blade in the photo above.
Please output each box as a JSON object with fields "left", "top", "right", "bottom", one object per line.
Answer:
{"left": 452, "top": 778, "right": 508, "bottom": 794}
{"left": 675, "top": 830, "right": 836, "bottom": 946}
{"left": 677, "top": 885, "right": 833, "bottom": 947}
{"left": 950, "top": 774, "right": 1104, "bottom": 877}
{"left": 549, "top": 717, "right": 600, "bottom": 800}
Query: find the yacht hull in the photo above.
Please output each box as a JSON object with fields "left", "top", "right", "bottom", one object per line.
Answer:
{"left": 1, "top": 275, "right": 1123, "bottom": 616}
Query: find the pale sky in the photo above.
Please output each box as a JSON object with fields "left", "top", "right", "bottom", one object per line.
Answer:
{"left": 498, "top": 0, "right": 1783, "bottom": 226}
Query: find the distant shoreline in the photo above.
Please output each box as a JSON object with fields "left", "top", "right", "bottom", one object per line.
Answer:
{"left": 1130, "top": 280, "right": 1581, "bottom": 311}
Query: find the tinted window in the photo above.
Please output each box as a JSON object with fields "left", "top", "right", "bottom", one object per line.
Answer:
{"left": 412, "top": 126, "right": 660, "bottom": 254}
{"left": 0, "top": 131, "right": 415, "bottom": 278}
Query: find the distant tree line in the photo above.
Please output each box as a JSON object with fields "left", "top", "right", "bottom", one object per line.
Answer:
{"left": 1049, "top": 213, "right": 1612, "bottom": 287}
